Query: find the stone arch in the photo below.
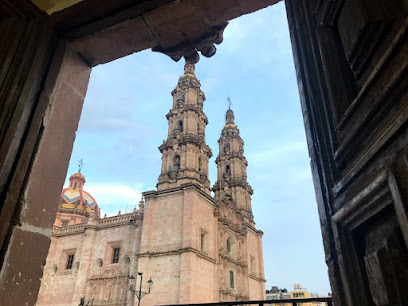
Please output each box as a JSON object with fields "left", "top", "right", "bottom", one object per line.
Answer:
{"left": 95, "top": 258, "right": 103, "bottom": 269}
{"left": 178, "top": 120, "right": 183, "bottom": 132}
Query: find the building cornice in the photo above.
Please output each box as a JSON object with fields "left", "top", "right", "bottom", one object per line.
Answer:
{"left": 137, "top": 247, "right": 216, "bottom": 264}
{"left": 144, "top": 184, "right": 215, "bottom": 205}
{"left": 249, "top": 274, "right": 266, "bottom": 283}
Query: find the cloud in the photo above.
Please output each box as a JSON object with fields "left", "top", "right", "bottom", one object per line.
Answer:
{"left": 248, "top": 140, "right": 308, "bottom": 164}
{"left": 80, "top": 183, "right": 143, "bottom": 217}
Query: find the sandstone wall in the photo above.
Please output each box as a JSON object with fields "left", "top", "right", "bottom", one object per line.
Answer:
{"left": 37, "top": 215, "right": 141, "bottom": 305}
{"left": 247, "top": 229, "right": 265, "bottom": 300}
{"left": 140, "top": 187, "right": 218, "bottom": 305}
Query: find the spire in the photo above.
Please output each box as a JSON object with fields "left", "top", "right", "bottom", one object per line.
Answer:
{"left": 225, "top": 109, "right": 235, "bottom": 125}
{"left": 184, "top": 62, "right": 195, "bottom": 75}
{"left": 213, "top": 108, "right": 254, "bottom": 221}
{"left": 225, "top": 97, "right": 235, "bottom": 126}
{"left": 157, "top": 61, "right": 212, "bottom": 194}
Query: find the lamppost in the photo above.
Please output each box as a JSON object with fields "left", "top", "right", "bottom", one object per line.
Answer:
{"left": 129, "top": 272, "right": 153, "bottom": 306}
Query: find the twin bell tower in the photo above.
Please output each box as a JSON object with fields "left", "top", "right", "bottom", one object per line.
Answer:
{"left": 139, "top": 62, "right": 265, "bottom": 304}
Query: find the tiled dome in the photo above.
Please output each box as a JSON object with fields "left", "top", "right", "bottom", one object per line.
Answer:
{"left": 60, "top": 172, "right": 99, "bottom": 216}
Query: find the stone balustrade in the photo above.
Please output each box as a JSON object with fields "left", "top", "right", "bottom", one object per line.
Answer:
{"left": 98, "top": 213, "right": 138, "bottom": 227}
{"left": 53, "top": 224, "right": 85, "bottom": 236}
{"left": 53, "top": 213, "right": 140, "bottom": 236}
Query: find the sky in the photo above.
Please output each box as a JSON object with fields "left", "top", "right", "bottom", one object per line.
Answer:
{"left": 64, "top": 1, "right": 331, "bottom": 296}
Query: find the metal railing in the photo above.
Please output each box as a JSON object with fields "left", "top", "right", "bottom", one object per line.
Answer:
{"left": 163, "top": 297, "right": 333, "bottom": 306}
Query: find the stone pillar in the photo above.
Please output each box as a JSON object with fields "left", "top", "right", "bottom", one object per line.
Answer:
{"left": 0, "top": 39, "right": 91, "bottom": 304}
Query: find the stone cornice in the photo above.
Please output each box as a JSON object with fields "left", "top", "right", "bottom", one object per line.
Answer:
{"left": 158, "top": 172, "right": 210, "bottom": 188}
{"left": 159, "top": 134, "right": 212, "bottom": 157}
{"left": 218, "top": 133, "right": 244, "bottom": 144}
{"left": 88, "top": 271, "right": 129, "bottom": 280}
{"left": 249, "top": 274, "right": 266, "bottom": 283}
{"left": 245, "top": 223, "right": 263, "bottom": 236}
{"left": 166, "top": 106, "right": 208, "bottom": 123}
{"left": 144, "top": 184, "right": 215, "bottom": 205}
{"left": 137, "top": 247, "right": 216, "bottom": 264}
{"left": 215, "top": 152, "right": 246, "bottom": 162}
{"left": 212, "top": 178, "right": 253, "bottom": 195}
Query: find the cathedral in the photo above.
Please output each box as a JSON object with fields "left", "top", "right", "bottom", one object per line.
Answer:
{"left": 36, "top": 62, "right": 265, "bottom": 306}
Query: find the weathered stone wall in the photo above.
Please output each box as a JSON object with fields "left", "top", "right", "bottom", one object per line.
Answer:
{"left": 37, "top": 232, "right": 85, "bottom": 305}
{"left": 36, "top": 214, "right": 142, "bottom": 305}
{"left": 140, "top": 186, "right": 219, "bottom": 305}
{"left": 247, "top": 229, "right": 265, "bottom": 299}
{"left": 183, "top": 188, "right": 218, "bottom": 303}
{"left": 140, "top": 191, "right": 185, "bottom": 254}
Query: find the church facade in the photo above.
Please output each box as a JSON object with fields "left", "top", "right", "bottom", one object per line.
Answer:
{"left": 36, "top": 63, "right": 265, "bottom": 306}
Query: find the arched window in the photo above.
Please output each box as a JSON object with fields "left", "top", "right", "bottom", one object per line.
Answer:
{"left": 198, "top": 157, "right": 202, "bottom": 172}
{"left": 178, "top": 120, "right": 183, "bottom": 132}
{"left": 229, "top": 270, "right": 234, "bottom": 289}
{"left": 227, "top": 237, "right": 233, "bottom": 254}
{"left": 174, "top": 155, "right": 181, "bottom": 170}
{"left": 225, "top": 165, "right": 231, "bottom": 175}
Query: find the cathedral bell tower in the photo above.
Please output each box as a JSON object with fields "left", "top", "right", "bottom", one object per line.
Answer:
{"left": 139, "top": 62, "right": 220, "bottom": 305}
{"left": 213, "top": 108, "right": 254, "bottom": 223}
{"left": 157, "top": 62, "right": 212, "bottom": 195}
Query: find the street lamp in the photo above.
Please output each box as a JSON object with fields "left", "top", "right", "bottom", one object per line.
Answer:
{"left": 129, "top": 272, "right": 153, "bottom": 306}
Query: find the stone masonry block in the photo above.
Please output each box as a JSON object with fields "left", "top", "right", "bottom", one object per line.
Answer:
{"left": 20, "top": 51, "right": 90, "bottom": 229}
{"left": 0, "top": 227, "right": 50, "bottom": 306}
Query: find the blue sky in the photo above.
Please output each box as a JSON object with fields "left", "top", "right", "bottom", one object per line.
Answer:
{"left": 64, "top": 2, "right": 331, "bottom": 296}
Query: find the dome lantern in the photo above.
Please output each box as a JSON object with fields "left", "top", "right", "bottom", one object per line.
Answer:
{"left": 60, "top": 172, "right": 99, "bottom": 217}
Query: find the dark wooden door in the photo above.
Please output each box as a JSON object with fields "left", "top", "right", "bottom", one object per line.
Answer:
{"left": 285, "top": 0, "right": 408, "bottom": 305}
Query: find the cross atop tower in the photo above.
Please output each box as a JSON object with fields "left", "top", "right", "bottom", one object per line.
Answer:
{"left": 227, "top": 97, "right": 232, "bottom": 110}
{"left": 78, "top": 159, "right": 84, "bottom": 173}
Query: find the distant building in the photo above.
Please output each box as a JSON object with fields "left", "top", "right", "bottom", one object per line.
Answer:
{"left": 266, "top": 284, "right": 329, "bottom": 306}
